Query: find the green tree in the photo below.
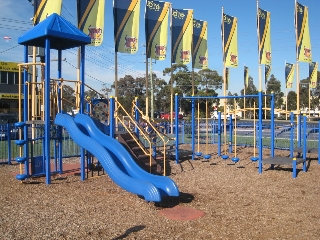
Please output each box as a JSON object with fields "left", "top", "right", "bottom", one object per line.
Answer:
{"left": 61, "top": 85, "right": 76, "bottom": 112}
{"left": 239, "top": 76, "right": 258, "bottom": 118}
{"left": 265, "top": 74, "right": 284, "bottom": 117}
{"left": 299, "top": 78, "right": 309, "bottom": 110}
{"left": 111, "top": 75, "right": 146, "bottom": 115}
{"left": 310, "top": 71, "right": 320, "bottom": 111}
{"left": 286, "top": 91, "right": 297, "bottom": 111}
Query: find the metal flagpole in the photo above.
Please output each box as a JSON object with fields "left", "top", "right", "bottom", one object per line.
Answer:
{"left": 145, "top": 44, "right": 149, "bottom": 119}
{"left": 170, "top": 4, "right": 173, "bottom": 133}
{"left": 257, "top": 0, "right": 262, "bottom": 93}
{"left": 285, "top": 60, "right": 288, "bottom": 120}
{"left": 243, "top": 64, "right": 246, "bottom": 119}
{"left": 295, "top": 0, "right": 300, "bottom": 140}
{"left": 150, "top": 59, "right": 154, "bottom": 120}
{"left": 221, "top": 7, "right": 227, "bottom": 155}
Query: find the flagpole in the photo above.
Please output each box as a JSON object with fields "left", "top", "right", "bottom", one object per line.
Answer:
{"left": 264, "top": 78, "right": 267, "bottom": 119}
{"left": 146, "top": 46, "right": 149, "bottom": 119}
{"left": 170, "top": 4, "right": 173, "bottom": 133}
{"left": 192, "top": 68, "right": 194, "bottom": 95}
{"left": 222, "top": 7, "right": 227, "bottom": 155}
{"left": 257, "top": 0, "right": 262, "bottom": 93}
{"left": 285, "top": 60, "right": 288, "bottom": 120}
{"left": 308, "top": 82, "right": 310, "bottom": 118}
{"left": 243, "top": 65, "right": 246, "bottom": 119}
{"left": 295, "top": 0, "right": 300, "bottom": 140}
{"left": 115, "top": 52, "right": 118, "bottom": 99}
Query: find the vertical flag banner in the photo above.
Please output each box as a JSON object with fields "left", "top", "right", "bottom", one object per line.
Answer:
{"left": 145, "top": 0, "right": 170, "bottom": 60}
{"left": 222, "top": 13, "right": 238, "bottom": 68}
{"left": 265, "top": 64, "right": 271, "bottom": 84}
{"left": 77, "top": 0, "right": 105, "bottom": 46}
{"left": 285, "top": 63, "right": 295, "bottom": 88}
{"left": 309, "top": 62, "right": 318, "bottom": 89}
{"left": 295, "top": 2, "right": 312, "bottom": 62}
{"left": 171, "top": 9, "right": 193, "bottom": 65}
{"left": 244, "top": 66, "right": 249, "bottom": 87}
{"left": 258, "top": 8, "right": 271, "bottom": 65}
{"left": 225, "top": 68, "right": 229, "bottom": 90}
{"left": 33, "top": 0, "right": 62, "bottom": 25}
{"left": 114, "top": 0, "right": 141, "bottom": 54}
{"left": 192, "top": 19, "right": 208, "bottom": 69}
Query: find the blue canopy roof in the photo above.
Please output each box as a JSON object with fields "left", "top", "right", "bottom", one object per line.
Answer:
{"left": 18, "top": 13, "right": 91, "bottom": 50}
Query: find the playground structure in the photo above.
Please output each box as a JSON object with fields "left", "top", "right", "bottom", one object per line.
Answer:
{"left": 173, "top": 93, "right": 320, "bottom": 178}
{"left": 1, "top": 12, "right": 318, "bottom": 199}
{"left": 11, "top": 13, "right": 180, "bottom": 202}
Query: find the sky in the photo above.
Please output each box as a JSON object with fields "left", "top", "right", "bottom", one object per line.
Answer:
{"left": 0, "top": 0, "right": 319, "bottom": 96}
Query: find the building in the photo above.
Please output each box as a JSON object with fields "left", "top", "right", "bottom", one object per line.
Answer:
{"left": 0, "top": 60, "right": 36, "bottom": 114}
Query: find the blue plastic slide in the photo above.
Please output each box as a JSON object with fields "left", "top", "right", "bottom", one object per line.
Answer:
{"left": 74, "top": 113, "right": 179, "bottom": 198}
{"left": 54, "top": 113, "right": 162, "bottom": 202}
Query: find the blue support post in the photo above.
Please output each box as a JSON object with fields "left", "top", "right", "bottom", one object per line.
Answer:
{"left": 44, "top": 39, "right": 51, "bottom": 184}
{"left": 229, "top": 116, "right": 233, "bottom": 153}
{"left": 302, "top": 115, "right": 307, "bottom": 172}
{"left": 191, "top": 99, "right": 195, "bottom": 160}
{"left": 57, "top": 49, "right": 63, "bottom": 174}
{"left": 175, "top": 94, "right": 179, "bottom": 164}
{"left": 258, "top": 91, "right": 263, "bottom": 174}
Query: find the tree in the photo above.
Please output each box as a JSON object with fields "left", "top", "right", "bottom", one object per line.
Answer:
{"left": 286, "top": 91, "right": 297, "bottom": 111}
{"left": 163, "top": 64, "right": 223, "bottom": 116}
{"left": 110, "top": 75, "right": 146, "bottom": 116}
{"left": 265, "top": 74, "right": 284, "bottom": 117}
{"left": 310, "top": 71, "right": 320, "bottom": 111}
{"left": 239, "top": 76, "right": 258, "bottom": 118}
{"left": 61, "top": 85, "right": 76, "bottom": 112}
{"left": 299, "top": 78, "right": 309, "bottom": 110}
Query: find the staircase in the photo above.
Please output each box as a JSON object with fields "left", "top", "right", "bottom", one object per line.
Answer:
{"left": 117, "top": 132, "right": 163, "bottom": 175}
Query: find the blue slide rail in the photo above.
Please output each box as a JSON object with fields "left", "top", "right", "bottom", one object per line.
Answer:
{"left": 74, "top": 113, "right": 179, "bottom": 198}
{"left": 54, "top": 113, "right": 163, "bottom": 202}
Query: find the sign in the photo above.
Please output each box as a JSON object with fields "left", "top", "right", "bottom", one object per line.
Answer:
{"left": 0, "top": 94, "right": 25, "bottom": 99}
{"left": 0, "top": 61, "right": 22, "bottom": 72}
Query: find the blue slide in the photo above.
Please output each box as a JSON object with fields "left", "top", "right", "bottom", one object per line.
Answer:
{"left": 74, "top": 113, "right": 179, "bottom": 198}
{"left": 54, "top": 113, "right": 163, "bottom": 202}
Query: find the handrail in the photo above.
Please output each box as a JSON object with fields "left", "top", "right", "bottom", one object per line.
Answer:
{"left": 131, "top": 101, "right": 177, "bottom": 175}
{"left": 115, "top": 100, "right": 154, "bottom": 173}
